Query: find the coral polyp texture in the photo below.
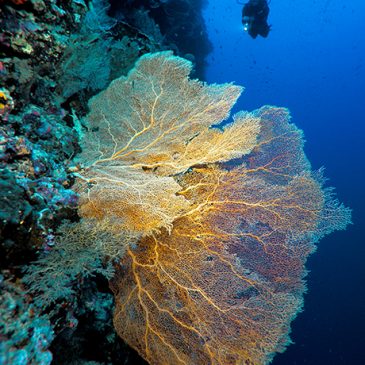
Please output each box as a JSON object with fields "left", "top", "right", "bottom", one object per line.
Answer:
{"left": 74, "top": 52, "right": 351, "bottom": 364}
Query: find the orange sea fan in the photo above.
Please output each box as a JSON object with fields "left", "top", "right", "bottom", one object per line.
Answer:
{"left": 75, "top": 52, "right": 351, "bottom": 364}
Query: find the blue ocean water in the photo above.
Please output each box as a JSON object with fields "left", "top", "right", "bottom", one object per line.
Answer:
{"left": 203, "top": 1, "right": 365, "bottom": 364}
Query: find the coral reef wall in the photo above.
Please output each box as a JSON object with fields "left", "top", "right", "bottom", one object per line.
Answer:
{"left": 1, "top": 0, "right": 82, "bottom": 273}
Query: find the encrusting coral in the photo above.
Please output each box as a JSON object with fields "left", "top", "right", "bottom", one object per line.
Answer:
{"left": 70, "top": 51, "right": 351, "bottom": 365}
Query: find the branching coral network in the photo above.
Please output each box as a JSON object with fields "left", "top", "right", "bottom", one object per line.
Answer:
{"left": 71, "top": 51, "right": 351, "bottom": 365}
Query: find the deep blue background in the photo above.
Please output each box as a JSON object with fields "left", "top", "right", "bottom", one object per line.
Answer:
{"left": 203, "top": 1, "right": 365, "bottom": 364}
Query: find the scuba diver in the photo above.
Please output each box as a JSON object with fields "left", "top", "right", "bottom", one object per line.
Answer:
{"left": 241, "top": 0, "right": 271, "bottom": 38}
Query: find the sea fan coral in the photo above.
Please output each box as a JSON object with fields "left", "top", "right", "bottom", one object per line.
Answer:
{"left": 72, "top": 52, "right": 350, "bottom": 364}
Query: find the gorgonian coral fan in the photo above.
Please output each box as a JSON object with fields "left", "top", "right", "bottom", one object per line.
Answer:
{"left": 74, "top": 52, "right": 351, "bottom": 364}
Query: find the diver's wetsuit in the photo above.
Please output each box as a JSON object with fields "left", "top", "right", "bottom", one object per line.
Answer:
{"left": 242, "top": 0, "right": 270, "bottom": 38}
